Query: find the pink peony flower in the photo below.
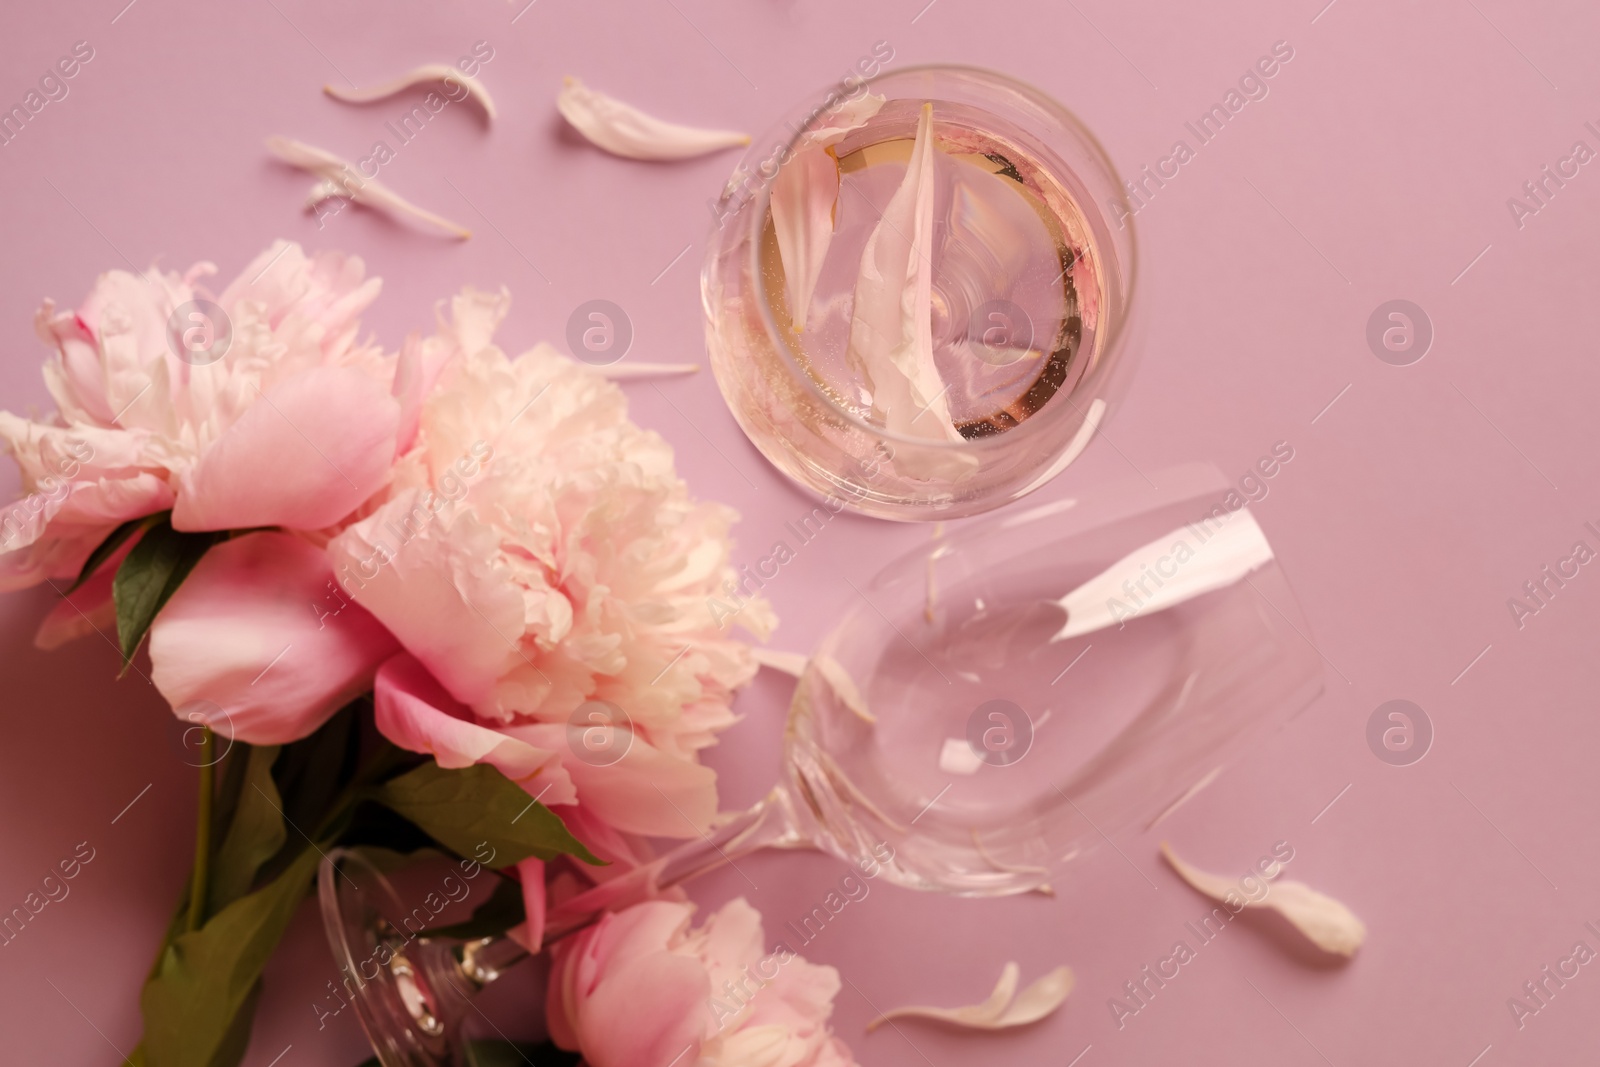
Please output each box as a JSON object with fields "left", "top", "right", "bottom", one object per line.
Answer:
{"left": 148, "top": 531, "right": 400, "bottom": 744}
{"left": 327, "top": 289, "right": 774, "bottom": 844}
{"left": 0, "top": 240, "right": 400, "bottom": 595}
{"left": 548, "top": 898, "right": 856, "bottom": 1067}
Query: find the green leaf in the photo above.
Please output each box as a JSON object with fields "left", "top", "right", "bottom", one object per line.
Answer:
{"left": 371, "top": 763, "right": 602, "bottom": 867}
{"left": 112, "top": 517, "right": 221, "bottom": 669}
{"left": 204, "top": 981, "right": 262, "bottom": 1067}
{"left": 68, "top": 512, "right": 161, "bottom": 593}
{"left": 207, "top": 744, "right": 284, "bottom": 913}
{"left": 428, "top": 874, "right": 525, "bottom": 940}
{"left": 140, "top": 847, "right": 319, "bottom": 1067}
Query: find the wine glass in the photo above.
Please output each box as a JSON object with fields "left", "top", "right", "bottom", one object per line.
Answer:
{"left": 702, "top": 65, "right": 1141, "bottom": 521}
{"left": 321, "top": 463, "right": 1323, "bottom": 1065}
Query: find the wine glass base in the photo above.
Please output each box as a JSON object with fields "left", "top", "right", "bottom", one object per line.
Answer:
{"left": 319, "top": 848, "right": 472, "bottom": 1067}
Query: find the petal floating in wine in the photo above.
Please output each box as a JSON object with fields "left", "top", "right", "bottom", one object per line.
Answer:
{"left": 867, "top": 961, "right": 1074, "bottom": 1030}
{"left": 1160, "top": 842, "right": 1366, "bottom": 957}
{"left": 842, "top": 104, "right": 976, "bottom": 488}
{"left": 267, "top": 136, "right": 472, "bottom": 238}
{"left": 771, "top": 93, "right": 885, "bottom": 333}
{"left": 324, "top": 63, "right": 497, "bottom": 121}
{"left": 557, "top": 77, "right": 749, "bottom": 161}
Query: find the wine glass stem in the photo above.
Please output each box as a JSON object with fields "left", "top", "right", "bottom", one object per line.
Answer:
{"left": 443, "top": 787, "right": 806, "bottom": 998}
{"left": 545, "top": 787, "right": 803, "bottom": 941}
{"left": 454, "top": 932, "right": 533, "bottom": 989}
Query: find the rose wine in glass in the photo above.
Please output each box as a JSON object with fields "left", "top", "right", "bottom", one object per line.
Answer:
{"left": 703, "top": 66, "right": 1140, "bottom": 520}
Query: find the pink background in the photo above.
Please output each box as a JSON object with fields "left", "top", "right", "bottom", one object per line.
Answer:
{"left": 2, "top": 0, "right": 1597, "bottom": 1064}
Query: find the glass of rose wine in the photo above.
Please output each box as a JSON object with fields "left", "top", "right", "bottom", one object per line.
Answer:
{"left": 702, "top": 65, "right": 1139, "bottom": 521}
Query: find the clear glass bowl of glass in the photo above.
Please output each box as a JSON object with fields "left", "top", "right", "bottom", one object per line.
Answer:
{"left": 702, "top": 64, "right": 1139, "bottom": 521}
{"left": 320, "top": 465, "right": 1322, "bottom": 1066}
{"left": 784, "top": 462, "right": 1323, "bottom": 893}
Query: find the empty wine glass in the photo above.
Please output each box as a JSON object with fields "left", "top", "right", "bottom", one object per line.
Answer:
{"left": 321, "top": 463, "right": 1323, "bottom": 1065}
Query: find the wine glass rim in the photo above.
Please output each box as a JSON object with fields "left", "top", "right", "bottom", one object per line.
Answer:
{"left": 740, "top": 62, "right": 1141, "bottom": 453}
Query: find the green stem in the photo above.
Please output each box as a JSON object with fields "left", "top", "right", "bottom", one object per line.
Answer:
{"left": 186, "top": 728, "right": 215, "bottom": 932}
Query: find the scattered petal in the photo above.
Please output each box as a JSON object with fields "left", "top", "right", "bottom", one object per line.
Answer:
{"left": 590, "top": 362, "right": 701, "bottom": 380}
{"left": 557, "top": 76, "right": 749, "bottom": 161}
{"left": 771, "top": 93, "right": 885, "bottom": 332}
{"left": 324, "top": 63, "right": 496, "bottom": 121}
{"left": 1160, "top": 842, "right": 1366, "bottom": 957}
{"left": 1052, "top": 508, "right": 1274, "bottom": 642}
{"left": 1001, "top": 966, "right": 1077, "bottom": 1026}
{"left": 751, "top": 647, "right": 808, "bottom": 677}
{"left": 868, "top": 962, "right": 1073, "bottom": 1031}
{"left": 267, "top": 135, "right": 472, "bottom": 238}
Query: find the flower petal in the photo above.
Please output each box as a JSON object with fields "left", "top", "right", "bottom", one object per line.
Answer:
{"left": 578, "top": 951, "right": 709, "bottom": 1067}
{"left": 557, "top": 77, "right": 749, "bottom": 161}
{"left": 149, "top": 531, "right": 400, "bottom": 744}
{"left": 328, "top": 493, "right": 528, "bottom": 706}
{"left": 994, "top": 966, "right": 1075, "bottom": 1026}
{"left": 845, "top": 103, "right": 962, "bottom": 447}
{"left": 750, "top": 647, "right": 807, "bottom": 677}
{"left": 266, "top": 135, "right": 472, "bottom": 238}
{"left": 548, "top": 902, "right": 708, "bottom": 1064}
{"left": 33, "top": 557, "right": 116, "bottom": 651}
{"left": 172, "top": 366, "right": 399, "bottom": 532}
{"left": 866, "top": 962, "right": 1073, "bottom": 1031}
{"left": 373, "top": 652, "right": 575, "bottom": 801}
{"left": 1052, "top": 509, "right": 1274, "bottom": 642}
{"left": 771, "top": 93, "right": 884, "bottom": 334}
{"left": 509, "top": 857, "right": 547, "bottom": 954}
{"left": 1160, "top": 842, "right": 1366, "bottom": 957}
{"left": 324, "top": 63, "right": 496, "bottom": 121}
{"left": 772, "top": 147, "right": 847, "bottom": 334}
{"left": 753, "top": 649, "right": 873, "bottom": 724}
{"left": 391, "top": 332, "right": 433, "bottom": 458}
{"left": 512, "top": 722, "right": 719, "bottom": 838}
